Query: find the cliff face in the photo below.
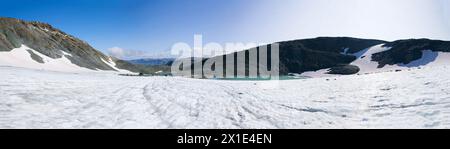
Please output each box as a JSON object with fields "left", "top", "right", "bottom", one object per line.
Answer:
{"left": 0, "top": 17, "right": 115, "bottom": 70}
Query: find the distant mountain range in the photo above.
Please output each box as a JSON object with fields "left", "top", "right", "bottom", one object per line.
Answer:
{"left": 1, "top": 17, "right": 449, "bottom": 77}
{"left": 127, "top": 58, "right": 174, "bottom": 66}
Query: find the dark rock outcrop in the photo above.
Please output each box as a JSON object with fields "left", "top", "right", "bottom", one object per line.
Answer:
{"left": 327, "top": 64, "right": 360, "bottom": 75}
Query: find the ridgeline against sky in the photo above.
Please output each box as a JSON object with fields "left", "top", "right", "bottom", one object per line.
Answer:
{"left": 2, "top": 0, "right": 449, "bottom": 59}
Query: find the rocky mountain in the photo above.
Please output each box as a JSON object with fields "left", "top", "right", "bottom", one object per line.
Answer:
{"left": 276, "top": 37, "right": 386, "bottom": 74}
{"left": 2, "top": 17, "right": 449, "bottom": 77}
{"left": 182, "top": 37, "right": 450, "bottom": 78}
{"left": 0, "top": 18, "right": 134, "bottom": 71}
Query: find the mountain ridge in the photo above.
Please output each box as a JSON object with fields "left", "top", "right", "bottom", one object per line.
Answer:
{"left": 2, "top": 17, "right": 450, "bottom": 76}
{"left": 0, "top": 17, "right": 166, "bottom": 73}
{"left": 0, "top": 17, "right": 125, "bottom": 72}
{"left": 180, "top": 37, "right": 450, "bottom": 78}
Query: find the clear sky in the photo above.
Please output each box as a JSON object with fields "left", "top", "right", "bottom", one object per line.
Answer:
{"left": 1, "top": 0, "right": 450, "bottom": 59}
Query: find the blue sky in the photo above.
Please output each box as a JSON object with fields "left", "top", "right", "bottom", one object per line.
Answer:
{"left": 1, "top": 0, "right": 450, "bottom": 59}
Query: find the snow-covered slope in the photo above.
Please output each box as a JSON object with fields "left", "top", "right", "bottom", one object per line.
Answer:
{"left": 1, "top": 66, "right": 449, "bottom": 128}
{"left": 0, "top": 45, "right": 93, "bottom": 72}
{"left": 301, "top": 44, "right": 450, "bottom": 77}
{"left": 350, "top": 44, "right": 395, "bottom": 73}
{"left": 398, "top": 50, "right": 450, "bottom": 67}
{"left": 100, "top": 57, "right": 134, "bottom": 74}
{"left": 351, "top": 44, "right": 450, "bottom": 74}
{"left": 0, "top": 45, "right": 132, "bottom": 73}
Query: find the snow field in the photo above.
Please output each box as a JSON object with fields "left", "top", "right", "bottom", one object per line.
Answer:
{"left": 1, "top": 65, "right": 449, "bottom": 128}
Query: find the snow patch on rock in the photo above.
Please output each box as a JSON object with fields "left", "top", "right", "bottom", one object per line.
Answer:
{"left": 350, "top": 44, "right": 398, "bottom": 74}
{"left": 0, "top": 45, "right": 94, "bottom": 72}
{"left": 101, "top": 57, "right": 135, "bottom": 74}
{"left": 0, "top": 45, "right": 134, "bottom": 74}
{"left": 302, "top": 44, "right": 450, "bottom": 78}
{"left": 398, "top": 50, "right": 450, "bottom": 67}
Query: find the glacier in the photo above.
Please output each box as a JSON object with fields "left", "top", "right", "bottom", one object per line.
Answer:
{"left": 1, "top": 65, "right": 449, "bottom": 129}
